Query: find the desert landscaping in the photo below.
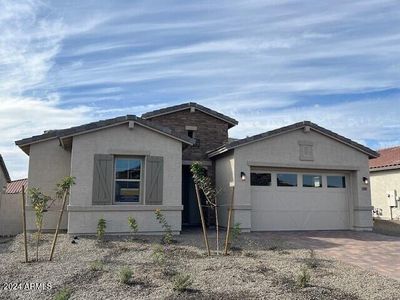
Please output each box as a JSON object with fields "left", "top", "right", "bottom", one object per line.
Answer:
{"left": 1, "top": 230, "right": 399, "bottom": 300}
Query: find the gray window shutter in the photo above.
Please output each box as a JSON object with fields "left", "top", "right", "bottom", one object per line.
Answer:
{"left": 146, "top": 156, "right": 164, "bottom": 205}
{"left": 92, "top": 154, "right": 113, "bottom": 205}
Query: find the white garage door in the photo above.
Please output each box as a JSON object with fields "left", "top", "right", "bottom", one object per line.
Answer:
{"left": 251, "top": 169, "right": 350, "bottom": 231}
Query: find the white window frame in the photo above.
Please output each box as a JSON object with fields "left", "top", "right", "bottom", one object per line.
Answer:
{"left": 113, "top": 156, "right": 144, "bottom": 204}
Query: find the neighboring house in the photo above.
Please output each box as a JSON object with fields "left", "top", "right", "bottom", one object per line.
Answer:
{"left": 0, "top": 154, "right": 11, "bottom": 193}
{"left": 15, "top": 103, "right": 378, "bottom": 234}
{"left": 369, "top": 146, "right": 400, "bottom": 220}
{"left": 0, "top": 155, "right": 22, "bottom": 236}
{"left": 0, "top": 178, "right": 27, "bottom": 236}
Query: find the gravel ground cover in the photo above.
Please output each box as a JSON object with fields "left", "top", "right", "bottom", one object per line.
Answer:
{"left": 374, "top": 219, "right": 400, "bottom": 237}
{"left": 0, "top": 231, "right": 399, "bottom": 300}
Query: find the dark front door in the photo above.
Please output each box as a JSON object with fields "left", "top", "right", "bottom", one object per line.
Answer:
{"left": 182, "top": 165, "right": 201, "bottom": 226}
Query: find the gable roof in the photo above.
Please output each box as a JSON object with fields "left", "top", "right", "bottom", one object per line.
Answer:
{"left": 141, "top": 102, "right": 238, "bottom": 128}
{"left": 208, "top": 121, "right": 379, "bottom": 159}
{"left": 6, "top": 178, "right": 28, "bottom": 194}
{"left": 15, "top": 115, "right": 194, "bottom": 155}
{"left": 369, "top": 146, "right": 400, "bottom": 171}
{"left": 0, "top": 154, "right": 11, "bottom": 183}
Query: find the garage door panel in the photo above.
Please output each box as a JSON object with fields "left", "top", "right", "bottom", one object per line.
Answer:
{"left": 251, "top": 191, "right": 348, "bottom": 212}
{"left": 251, "top": 170, "right": 350, "bottom": 231}
{"left": 252, "top": 210, "right": 349, "bottom": 231}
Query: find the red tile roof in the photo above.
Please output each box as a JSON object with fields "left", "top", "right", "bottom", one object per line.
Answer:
{"left": 369, "top": 146, "right": 400, "bottom": 170}
{"left": 5, "top": 178, "right": 28, "bottom": 194}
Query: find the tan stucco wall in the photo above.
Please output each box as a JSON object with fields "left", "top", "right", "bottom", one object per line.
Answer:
{"left": 216, "top": 128, "right": 372, "bottom": 231}
{"left": 370, "top": 169, "right": 400, "bottom": 220}
{"left": 0, "top": 193, "right": 22, "bottom": 236}
{"left": 26, "top": 139, "right": 71, "bottom": 231}
{"left": 215, "top": 153, "right": 236, "bottom": 230}
{"left": 68, "top": 207, "right": 181, "bottom": 234}
{"left": 67, "top": 123, "right": 183, "bottom": 234}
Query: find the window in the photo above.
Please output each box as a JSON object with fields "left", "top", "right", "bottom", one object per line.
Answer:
{"left": 277, "top": 173, "right": 297, "bottom": 187}
{"left": 187, "top": 130, "right": 200, "bottom": 147}
{"left": 303, "top": 175, "right": 322, "bottom": 188}
{"left": 327, "top": 176, "right": 346, "bottom": 188}
{"left": 115, "top": 158, "right": 142, "bottom": 202}
{"left": 251, "top": 173, "right": 271, "bottom": 186}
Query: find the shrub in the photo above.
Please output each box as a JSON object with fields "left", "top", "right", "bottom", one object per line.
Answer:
{"left": 163, "top": 265, "right": 177, "bottom": 278}
{"left": 296, "top": 267, "right": 311, "bottom": 288}
{"left": 267, "top": 239, "right": 286, "bottom": 252}
{"left": 151, "top": 244, "right": 166, "bottom": 266}
{"left": 97, "top": 218, "right": 106, "bottom": 241}
{"left": 118, "top": 245, "right": 129, "bottom": 252}
{"left": 172, "top": 273, "right": 192, "bottom": 293}
{"left": 242, "top": 250, "right": 256, "bottom": 258}
{"left": 155, "top": 209, "right": 173, "bottom": 244}
{"left": 305, "top": 249, "right": 319, "bottom": 269}
{"left": 53, "top": 288, "right": 72, "bottom": 300}
{"left": 128, "top": 216, "right": 139, "bottom": 237}
{"left": 228, "top": 222, "right": 242, "bottom": 250}
{"left": 231, "top": 223, "right": 242, "bottom": 239}
{"left": 89, "top": 260, "right": 104, "bottom": 271}
{"left": 119, "top": 267, "right": 133, "bottom": 285}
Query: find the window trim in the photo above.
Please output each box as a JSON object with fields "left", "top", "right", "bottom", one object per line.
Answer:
{"left": 327, "top": 175, "right": 346, "bottom": 189}
{"left": 302, "top": 174, "right": 323, "bottom": 188}
{"left": 113, "top": 156, "right": 145, "bottom": 204}
{"left": 250, "top": 172, "right": 272, "bottom": 187}
{"left": 277, "top": 173, "right": 298, "bottom": 187}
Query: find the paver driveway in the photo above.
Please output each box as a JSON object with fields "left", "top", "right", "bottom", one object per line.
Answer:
{"left": 256, "top": 231, "right": 400, "bottom": 281}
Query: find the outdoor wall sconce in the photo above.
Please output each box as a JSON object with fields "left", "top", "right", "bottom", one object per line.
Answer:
{"left": 362, "top": 177, "right": 369, "bottom": 185}
{"left": 241, "top": 172, "right": 246, "bottom": 181}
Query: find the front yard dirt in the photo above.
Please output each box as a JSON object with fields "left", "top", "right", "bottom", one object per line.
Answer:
{"left": 0, "top": 231, "right": 399, "bottom": 300}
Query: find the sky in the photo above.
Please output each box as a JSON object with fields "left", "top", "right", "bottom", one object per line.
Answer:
{"left": 0, "top": 0, "right": 400, "bottom": 179}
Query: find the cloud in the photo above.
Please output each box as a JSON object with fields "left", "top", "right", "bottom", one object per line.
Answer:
{"left": 1, "top": 0, "right": 400, "bottom": 178}
{"left": 227, "top": 97, "right": 400, "bottom": 148}
{"left": 0, "top": 1, "right": 96, "bottom": 179}
{"left": 0, "top": 96, "right": 93, "bottom": 179}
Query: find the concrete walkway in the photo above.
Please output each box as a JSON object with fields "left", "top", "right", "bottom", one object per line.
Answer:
{"left": 257, "top": 231, "right": 400, "bottom": 281}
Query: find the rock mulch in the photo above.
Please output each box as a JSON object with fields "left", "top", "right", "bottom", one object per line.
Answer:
{"left": 0, "top": 231, "right": 399, "bottom": 300}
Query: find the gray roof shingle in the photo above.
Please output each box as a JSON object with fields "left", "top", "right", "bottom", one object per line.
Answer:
{"left": 15, "top": 115, "right": 194, "bottom": 152}
{"left": 208, "top": 121, "right": 379, "bottom": 159}
{"left": 141, "top": 102, "right": 238, "bottom": 127}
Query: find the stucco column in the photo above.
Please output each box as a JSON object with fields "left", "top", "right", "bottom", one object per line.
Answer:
{"left": 352, "top": 169, "right": 373, "bottom": 231}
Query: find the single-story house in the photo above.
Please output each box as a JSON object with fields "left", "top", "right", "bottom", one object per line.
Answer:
{"left": 369, "top": 146, "right": 400, "bottom": 220}
{"left": 15, "top": 103, "right": 378, "bottom": 234}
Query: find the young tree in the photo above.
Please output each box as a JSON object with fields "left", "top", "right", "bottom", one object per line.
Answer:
{"left": 28, "top": 187, "right": 51, "bottom": 261}
{"left": 190, "top": 162, "right": 220, "bottom": 255}
{"left": 49, "top": 176, "right": 76, "bottom": 261}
